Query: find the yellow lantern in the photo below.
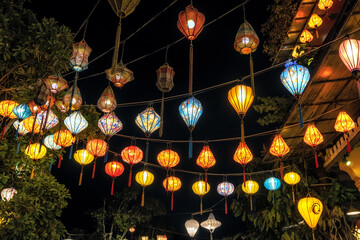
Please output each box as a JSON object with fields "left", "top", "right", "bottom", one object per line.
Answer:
{"left": 135, "top": 170, "right": 154, "bottom": 207}
{"left": 308, "top": 14, "right": 323, "bottom": 38}
{"left": 300, "top": 29, "right": 314, "bottom": 45}
{"left": 22, "top": 116, "right": 41, "bottom": 134}
{"left": 0, "top": 100, "right": 18, "bottom": 119}
{"left": 292, "top": 45, "right": 305, "bottom": 58}
{"left": 242, "top": 180, "right": 259, "bottom": 211}
{"left": 318, "top": 0, "right": 333, "bottom": 11}
{"left": 74, "top": 149, "right": 94, "bottom": 186}
{"left": 297, "top": 196, "right": 323, "bottom": 240}
{"left": 25, "top": 143, "right": 47, "bottom": 179}
{"left": 192, "top": 180, "right": 210, "bottom": 215}
{"left": 284, "top": 171, "right": 301, "bottom": 204}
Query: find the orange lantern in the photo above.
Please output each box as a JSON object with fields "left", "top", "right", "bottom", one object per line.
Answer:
{"left": 53, "top": 129, "right": 75, "bottom": 168}
{"left": 74, "top": 149, "right": 94, "bottom": 186}
{"left": 97, "top": 86, "right": 117, "bottom": 113}
{"left": 192, "top": 180, "right": 210, "bottom": 215}
{"left": 308, "top": 14, "right": 323, "bottom": 38}
{"left": 0, "top": 100, "right": 18, "bottom": 140}
{"left": 318, "top": 0, "right": 333, "bottom": 11}
{"left": 55, "top": 100, "right": 68, "bottom": 113}
{"left": 70, "top": 39, "right": 92, "bottom": 72}
{"left": 300, "top": 29, "right": 314, "bottom": 46}
{"left": 157, "top": 149, "right": 180, "bottom": 191}
{"left": 334, "top": 111, "right": 355, "bottom": 152}
{"left": 233, "top": 141, "right": 253, "bottom": 182}
{"left": 303, "top": 123, "right": 324, "bottom": 168}
{"left": 105, "top": 161, "right": 124, "bottom": 195}
{"left": 22, "top": 116, "right": 41, "bottom": 134}
{"left": 196, "top": 145, "right": 215, "bottom": 190}
{"left": 177, "top": 5, "right": 205, "bottom": 41}
{"left": 269, "top": 134, "right": 290, "bottom": 179}
{"left": 43, "top": 75, "right": 68, "bottom": 94}
{"left": 162, "top": 176, "right": 181, "bottom": 211}
{"left": 86, "top": 139, "right": 108, "bottom": 179}
{"left": 121, "top": 145, "right": 143, "bottom": 186}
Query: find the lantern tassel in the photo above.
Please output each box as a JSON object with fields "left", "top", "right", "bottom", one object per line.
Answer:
{"left": 188, "top": 132, "right": 193, "bottom": 159}
{"left": 205, "top": 171, "right": 208, "bottom": 192}
{"left": 243, "top": 165, "right": 246, "bottom": 183}
{"left": 141, "top": 188, "right": 145, "bottom": 207}
{"left": 128, "top": 167, "right": 132, "bottom": 187}
{"left": 280, "top": 161, "right": 284, "bottom": 179}
{"left": 49, "top": 158, "right": 53, "bottom": 172}
{"left": 171, "top": 192, "right": 174, "bottom": 211}
{"left": 111, "top": 17, "right": 122, "bottom": 75}
{"left": 79, "top": 167, "right": 83, "bottom": 186}
{"left": 200, "top": 196, "right": 203, "bottom": 215}
{"left": 292, "top": 185, "right": 296, "bottom": 204}
{"left": 314, "top": 149, "right": 319, "bottom": 168}
{"left": 249, "top": 52, "right": 255, "bottom": 96}
{"left": 159, "top": 92, "right": 164, "bottom": 137}
{"left": 58, "top": 149, "right": 63, "bottom": 169}
{"left": 312, "top": 229, "right": 315, "bottom": 240}
{"left": 298, "top": 103, "right": 304, "bottom": 128}
{"left": 315, "top": 29, "right": 319, "bottom": 39}
{"left": 111, "top": 179, "right": 115, "bottom": 196}
{"left": 250, "top": 195, "right": 253, "bottom": 211}
{"left": 347, "top": 138, "right": 352, "bottom": 153}
{"left": 16, "top": 141, "right": 21, "bottom": 154}
{"left": 92, "top": 160, "right": 96, "bottom": 179}
{"left": 30, "top": 165, "right": 35, "bottom": 179}
{"left": 225, "top": 197, "right": 228, "bottom": 215}
{"left": 69, "top": 144, "right": 74, "bottom": 160}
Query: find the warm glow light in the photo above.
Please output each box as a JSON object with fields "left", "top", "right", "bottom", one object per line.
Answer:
{"left": 23, "top": 116, "right": 41, "bottom": 134}
{"left": 13, "top": 120, "right": 29, "bottom": 136}
{"left": 228, "top": 84, "right": 254, "bottom": 117}
{"left": 299, "top": 29, "right": 314, "bottom": 44}
{"left": 43, "top": 75, "right": 68, "bottom": 94}
{"left": 0, "top": 100, "right": 19, "bottom": 119}
{"left": 234, "top": 21, "right": 260, "bottom": 55}
{"left": 233, "top": 141, "right": 253, "bottom": 165}
{"left": 70, "top": 40, "right": 92, "bottom": 72}
{"left": 157, "top": 149, "right": 180, "bottom": 169}
{"left": 192, "top": 180, "right": 210, "bottom": 196}
{"left": 292, "top": 45, "right": 305, "bottom": 58}
{"left": 308, "top": 14, "right": 323, "bottom": 28}
{"left": 177, "top": 5, "right": 205, "bottom": 40}
{"left": 242, "top": 180, "right": 259, "bottom": 195}
{"left": 339, "top": 39, "right": 360, "bottom": 74}
{"left": 269, "top": 134, "right": 290, "bottom": 158}
{"left": 106, "top": 64, "right": 134, "bottom": 88}
{"left": 163, "top": 176, "right": 182, "bottom": 192}
{"left": 200, "top": 213, "right": 221, "bottom": 233}
{"left": 135, "top": 107, "right": 161, "bottom": 137}
{"left": 318, "top": 0, "right": 333, "bottom": 10}
{"left": 74, "top": 149, "right": 94, "bottom": 166}
{"left": 334, "top": 111, "right": 355, "bottom": 133}
{"left": 196, "top": 145, "right": 216, "bottom": 170}
{"left": 185, "top": 219, "right": 199, "bottom": 238}
{"left": 97, "top": 86, "right": 117, "bottom": 113}
{"left": 187, "top": 19, "right": 195, "bottom": 29}
{"left": 1, "top": 188, "right": 17, "bottom": 201}
{"left": 98, "top": 112, "right": 123, "bottom": 137}
{"left": 284, "top": 172, "right": 301, "bottom": 185}
{"left": 86, "top": 139, "right": 108, "bottom": 157}
{"left": 303, "top": 123, "right": 324, "bottom": 147}
{"left": 25, "top": 143, "right": 47, "bottom": 159}
{"left": 297, "top": 196, "right": 323, "bottom": 229}
{"left": 44, "top": 134, "right": 62, "bottom": 150}
{"left": 135, "top": 170, "right": 154, "bottom": 187}
{"left": 53, "top": 129, "right": 75, "bottom": 148}
{"left": 121, "top": 145, "right": 143, "bottom": 165}
{"left": 105, "top": 161, "right": 124, "bottom": 178}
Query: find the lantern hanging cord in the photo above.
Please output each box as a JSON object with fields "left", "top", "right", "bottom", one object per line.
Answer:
{"left": 120, "top": 40, "right": 126, "bottom": 63}
{"left": 243, "top": 4, "right": 246, "bottom": 22}
{"left": 165, "top": 45, "right": 169, "bottom": 63}
{"left": 73, "top": 0, "right": 101, "bottom": 40}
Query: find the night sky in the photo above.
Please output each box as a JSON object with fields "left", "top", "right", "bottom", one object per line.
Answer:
{"left": 29, "top": 0, "right": 290, "bottom": 239}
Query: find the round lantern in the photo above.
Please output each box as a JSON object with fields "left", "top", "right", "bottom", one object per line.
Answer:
{"left": 303, "top": 123, "right": 324, "bottom": 168}
{"left": 185, "top": 219, "right": 199, "bottom": 238}
{"left": 157, "top": 149, "right": 180, "bottom": 190}
{"left": 242, "top": 180, "right": 259, "bottom": 211}
{"left": 196, "top": 145, "right": 215, "bottom": 191}
{"left": 1, "top": 188, "right": 17, "bottom": 201}
{"left": 74, "top": 149, "right": 94, "bottom": 186}
{"left": 43, "top": 75, "right": 68, "bottom": 94}
{"left": 0, "top": 100, "right": 18, "bottom": 119}
{"left": 135, "top": 170, "right": 154, "bottom": 206}
{"left": 233, "top": 141, "right": 253, "bottom": 182}
{"left": 308, "top": 14, "right": 323, "bottom": 38}
{"left": 135, "top": 107, "right": 161, "bottom": 137}
{"left": 177, "top": 5, "right": 205, "bottom": 41}
{"left": 264, "top": 177, "right": 281, "bottom": 191}
{"left": 105, "top": 161, "right": 125, "bottom": 195}
{"left": 53, "top": 129, "right": 75, "bottom": 168}
{"left": 12, "top": 104, "right": 31, "bottom": 121}
{"left": 63, "top": 85, "right": 82, "bottom": 111}
{"left": 70, "top": 39, "right": 92, "bottom": 72}
{"left": 97, "top": 86, "right": 117, "bottom": 113}
{"left": 318, "top": 0, "right": 333, "bottom": 10}
{"left": 98, "top": 112, "right": 123, "bottom": 138}
{"left": 106, "top": 63, "right": 134, "bottom": 88}
{"left": 298, "top": 196, "right": 323, "bottom": 239}
{"left": 284, "top": 171, "right": 301, "bottom": 204}
{"left": 269, "top": 134, "right": 290, "bottom": 179}
{"left": 300, "top": 29, "right": 314, "bottom": 44}
{"left": 162, "top": 176, "right": 181, "bottom": 211}
{"left": 35, "top": 110, "right": 59, "bottom": 132}
{"left": 86, "top": 139, "right": 108, "bottom": 179}
{"left": 217, "top": 181, "right": 235, "bottom": 214}
{"left": 121, "top": 145, "right": 143, "bottom": 186}
{"left": 22, "top": 116, "right": 41, "bottom": 134}
{"left": 25, "top": 143, "right": 47, "bottom": 179}
{"left": 129, "top": 227, "right": 135, "bottom": 233}
{"left": 192, "top": 180, "right": 210, "bottom": 215}
{"left": 334, "top": 111, "right": 355, "bottom": 152}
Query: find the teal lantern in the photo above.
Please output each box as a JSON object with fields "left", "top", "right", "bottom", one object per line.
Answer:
{"left": 12, "top": 104, "right": 31, "bottom": 121}
{"left": 264, "top": 177, "right": 281, "bottom": 191}
{"left": 64, "top": 111, "right": 88, "bottom": 159}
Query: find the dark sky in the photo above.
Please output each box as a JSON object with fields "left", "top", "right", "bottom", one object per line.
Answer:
{"left": 29, "top": 0, "right": 289, "bottom": 239}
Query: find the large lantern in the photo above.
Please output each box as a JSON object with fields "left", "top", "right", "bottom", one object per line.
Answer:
{"left": 135, "top": 107, "right": 161, "bottom": 137}
{"left": 97, "top": 86, "right": 117, "bottom": 113}
{"left": 74, "top": 149, "right": 94, "bottom": 186}
{"left": 192, "top": 180, "right": 210, "bottom": 215}
{"left": 200, "top": 213, "right": 221, "bottom": 240}
{"left": 63, "top": 85, "right": 82, "bottom": 111}
{"left": 303, "top": 123, "right": 324, "bottom": 168}
{"left": 185, "top": 219, "right": 199, "bottom": 238}
{"left": 308, "top": 14, "right": 323, "bottom": 38}
{"left": 106, "top": 63, "right": 134, "bottom": 88}
{"left": 25, "top": 143, "right": 47, "bottom": 179}
{"left": 86, "top": 139, "right": 108, "bottom": 179}
{"left": 179, "top": 97, "right": 203, "bottom": 158}
{"left": 22, "top": 116, "right": 41, "bottom": 134}
{"left": 36, "top": 110, "right": 59, "bottom": 131}
{"left": 298, "top": 196, "right": 323, "bottom": 240}
{"left": 217, "top": 181, "right": 235, "bottom": 214}
{"left": 280, "top": 61, "right": 310, "bottom": 127}
{"left": 334, "top": 111, "right": 355, "bottom": 152}
{"left": 70, "top": 40, "right": 92, "bottom": 72}
{"left": 121, "top": 145, "right": 143, "bottom": 186}
{"left": 53, "top": 129, "right": 75, "bottom": 168}
{"left": 196, "top": 145, "right": 215, "bottom": 190}
{"left": 242, "top": 180, "right": 259, "bottom": 211}
{"left": 98, "top": 112, "right": 123, "bottom": 138}
{"left": 177, "top": 5, "right": 205, "bottom": 41}
{"left": 43, "top": 75, "right": 68, "bottom": 94}
{"left": 269, "top": 134, "right": 290, "bottom": 179}
{"left": 318, "top": 0, "right": 333, "bottom": 11}
{"left": 233, "top": 141, "right": 253, "bottom": 182}
{"left": 105, "top": 161, "right": 125, "bottom": 195}
{"left": 0, "top": 100, "right": 18, "bottom": 140}
{"left": 284, "top": 171, "right": 301, "bottom": 204}
{"left": 1, "top": 188, "right": 17, "bottom": 201}
{"left": 64, "top": 111, "right": 88, "bottom": 158}
{"left": 135, "top": 170, "right": 154, "bottom": 207}
{"left": 299, "top": 29, "right": 314, "bottom": 45}
{"left": 162, "top": 176, "right": 181, "bottom": 211}
{"left": 157, "top": 149, "right": 180, "bottom": 191}
{"left": 12, "top": 104, "right": 31, "bottom": 121}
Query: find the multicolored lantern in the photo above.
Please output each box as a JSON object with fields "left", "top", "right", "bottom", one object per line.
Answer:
{"left": 70, "top": 40, "right": 92, "bottom": 72}
{"left": 121, "top": 145, "right": 143, "bottom": 186}
{"left": 297, "top": 196, "right": 323, "bottom": 240}
{"left": 264, "top": 177, "right": 281, "bottom": 191}
{"left": 280, "top": 61, "right": 310, "bottom": 127}
{"left": 105, "top": 161, "right": 125, "bottom": 195}
{"left": 334, "top": 111, "right": 355, "bottom": 153}
{"left": 1, "top": 188, "right": 17, "bottom": 201}
{"left": 185, "top": 219, "right": 199, "bottom": 238}
{"left": 25, "top": 143, "right": 47, "bottom": 179}
{"left": 177, "top": 5, "right": 205, "bottom": 41}
{"left": 53, "top": 129, "right": 75, "bottom": 168}
{"left": 217, "top": 181, "right": 234, "bottom": 214}
{"left": 36, "top": 110, "right": 59, "bottom": 131}
{"left": 64, "top": 111, "right": 88, "bottom": 159}
{"left": 74, "top": 149, "right": 94, "bottom": 186}
{"left": 63, "top": 85, "right": 82, "bottom": 111}
{"left": 0, "top": 100, "right": 18, "bottom": 140}
{"left": 162, "top": 176, "right": 181, "bottom": 211}
{"left": 196, "top": 145, "right": 215, "bottom": 190}
{"left": 308, "top": 14, "right": 323, "bottom": 38}
{"left": 299, "top": 29, "right": 314, "bottom": 45}
{"left": 233, "top": 141, "right": 253, "bottom": 182}
{"left": 318, "top": 0, "right": 333, "bottom": 11}
{"left": 284, "top": 171, "right": 301, "bottom": 204}
{"left": 242, "top": 180, "right": 259, "bottom": 211}
{"left": 135, "top": 170, "right": 154, "bottom": 206}
{"left": 43, "top": 75, "right": 68, "bottom": 94}
{"left": 106, "top": 63, "right": 134, "bottom": 88}
{"left": 98, "top": 112, "right": 123, "bottom": 138}
{"left": 135, "top": 107, "right": 161, "bottom": 137}
{"left": 22, "top": 116, "right": 41, "bottom": 134}
{"left": 12, "top": 104, "right": 31, "bottom": 121}
{"left": 269, "top": 134, "right": 290, "bottom": 179}
{"left": 157, "top": 149, "right": 180, "bottom": 191}
{"left": 97, "top": 86, "right": 117, "bottom": 113}
{"left": 303, "top": 123, "right": 324, "bottom": 168}
{"left": 86, "top": 139, "right": 108, "bottom": 179}
{"left": 192, "top": 180, "right": 210, "bottom": 215}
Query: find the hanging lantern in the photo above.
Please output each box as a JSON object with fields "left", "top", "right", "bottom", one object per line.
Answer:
{"left": 156, "top": 63, "right": 175, "bottom": 137}
{"left": 0, "top": 100, "right": 18, "bottom": 119}
{"left": 242, "top": 180, "right": 259, "bottom": 211}
{"left": 135, "top": 107, "right": 161, "bottom": 137}
{"left": 43, "top": 75, "right": 68, "bottom": 94}
{"left": 177, "top": 5, "right": 205, "bottom": 41}
{"left": 233, "top": 141, "right": 253, "bottom": 182}
{"left": 35, "top": 110, "right": 59, "bottom": 131}
{"left": 86, "top": 139, "right": 108, "bottom": 179}
{"left": 12, "top": 104, "right": 31, "bottom": 121}
{"left": 105, "top": 161, "right": 125, "bottom": 195}
{"left": 196, "top": 145, "right": 215, "bottom": 191}
{"left": 53, "top": 129, "right": 75, "bottom": 168}
{"left": 135, "top": 170, "right": 155, "bottom": 207}
{"left": 303, "top": 123, "right": 324, "bottom": 168}
{"left": 64, "top": 111, "right": 88, "bottom": 159}
{"left": 39, "top": 95, "right": 55, "bottom": 111}
{"left": 44, "top": 135, "right": 62, "bottom": 150}
{"left": 97, "top": 86, "right": 117, "bottom": 113}
{"left": 121, "top": 145, "right": 143, "bottom": 186}
{"left": 269, "top": 134, "right": 290, "bottom": 179}
{"left": 106, "top": 63, "right": 134, "bottom": 88}
{"left": 157, "top": 149, "right": 180, "bottom": 191}
{"left": 318, "top": 0, "right": 333, "bottom": 11}
{"left": 74, "top": 149, "right": 94, "bottom": 186}
{"left": 217, "top": 181, "right": 235, "bottom": 214}
{"left": 22, "top": 116, "right": 41, "bottom": 134}
{"left": 70, "top": 40, "right": 92, "bottom": 72}
{"left": 299, "top": 29, "right": 314, "bottom": 45}
{"left": 200, "top": 213, "right": 222, "bottom": 239}
{"left": 264, "top": 177, "right": 281, "bottom": 191}
{"left": 1, "top": 188, "right": 17, "bottom": 201}
{"left": 185, "top": 219, "right": 199, "bottom": 238}
{"left": 292, "top": 45, "right": 305, "bottom": 58}
{"left": 284, "top": 171, "right": 301, "bottom": 204}
{"left": 55, "top": 100, "right": 68, "bottom": 113}
{"left": 13, "top": 120, "right": 29, "bottom": 136}
{"left": 192, "top": 180, "right": 210, "bottom": 215}
{"left": 162, "top": 176, "right": 181, "bottom": 211}
{"left": 63, "top": 85, "right": 82, "bottom": 111}
{"left": 98, "top": 112, "right": 123, "bottom": 138}
{"left": 129, "top": 227, "right": 135, "bottom": 233}
{"left": 25, "top": 143, "right": 47, "bottom": 179}
{"left": 298, "top": 196, "right": 323, "bottom": 240}
{"left": 308, "top": 14, "right": 323, "bottom": 38}
{"left": 280, "top": 60, "right": 310, "bottom": 127}
{"left": 28, "top": 100, "right": 40, "bottom": 115}
{"left": 334, "top": 111, "right": 355, "bottom": 153}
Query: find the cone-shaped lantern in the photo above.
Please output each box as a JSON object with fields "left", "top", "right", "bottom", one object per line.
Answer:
{"left": 162, "top": 176, "right": 181, "bottom": 211}
{"left": 217, "top": 181, "right": 234, "bottom": 214}
{"left": 284, "top": 171, "right": 301, "bottom": 204}
{"left": 74, "top": 149, "right": 94, "bottom": 186}
{"left": 242, "top": 180, "right": 259, "bottom": 211}
{"left": 98, "top": 112, "right": 123, "bottom": 139}
{"left": 106, "top": 63, "right": 134, "bottom": 88}
{"left": 121, "top": 145, "right": 143, "bottom": 186}
{"left": 298, "top": 196, "right": 323, "bottom": 240}
{"left": 97, "top": 86, "right": 117, "bottom": 113}
{"left": 185, "top": 219, "right": 199, "bottom": 238}
{"left": 43, "top": 75, "right": 68, "bottom": 94}
{"left": 303, "top": 123, "right": 324, "bottom": 168}
{"left": 135, "top": 170, "right": 154, "bottom": 207}
{"left": 196, "top": 145, "right": 215, "bottom": 191}
{"left": 86, "top": 139, "right": 108, "bottom": 179}
{"left": 53, "top": 129, "right": 75, "bottom": 168}
{"left": 334, "top": 111, "right": 355, "bottom": 153}
{"left": 269, "top": 134, "right": 290, "bottom": 179}
{"left": 308, "top": 14, "right": 323, "bottom": 38}
{"left": 105, "top": 161, "right": 124, "bottom": 195}
{"left": 192, "top": 180, "right": 210, "bottom": 215}
{"left": 70, "top": 40, "right": 92, "bottom": 72}
{"left": 63, "top": 85, "right": 82, "bottom": 111}
{"left": 157, "top": 149, "right": 180, "bottom": 191}
{"left": 233, "top": 141, "right": 253, "bottom": 182}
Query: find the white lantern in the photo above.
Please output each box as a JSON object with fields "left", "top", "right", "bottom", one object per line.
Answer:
{"left": 185, "top": 218, "right": 200, "bottom": 238}
{"left": 200, "top": 213, "right": 221, "bottom": 240}
{"left": 1, "top": 188, "right": 17, "bottom": 201}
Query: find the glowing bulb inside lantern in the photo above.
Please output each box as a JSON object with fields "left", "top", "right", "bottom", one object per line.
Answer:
{"left": 116, "top": 74, "right": 122, "bottom": 80}
{"left": 51, "top": 83, "right": 58, "bottom": 89}
{"left": 71, "top": 98, "right": 77, "bottom": 105}
{"left": 187, "top": 20, "right": 195, "bottom": 29}
{"left": 242, "top": 37, "right": 250, "bottom": 44}
{"left": 346, "top": 160, "right": 351, "bottom": 166}
{"left": 105, "top": 100, "right": 111, "bottom": 105}
{"left": 33, "top": 106, "right": 38, "bottom": 111}
{"left": 143, "top": 171, "right": 148, "bottom": 182}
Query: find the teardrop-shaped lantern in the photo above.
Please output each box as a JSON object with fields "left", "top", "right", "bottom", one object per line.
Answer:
{"left": 135, "top": 170, "right": 154, "bottom": 206}
{"left": 185, "top": 219, "right": 199, "bottom": 238}
{"left": 121, "top": 145, "right": 143, "bottom": 186}
{"left": 36, "top": 110, "right": 59, "bottom": 131}
{"left": 300, "top": 29, "right": 314, "bottom": 44}
{"left": 74, "top": 149, "right": 94, "bottom": 186}
{"left": 308, "top": 14, "right": 323, "bottom": 38}
{"left": 12, "top": 104, "right": 31, "bottom": 121}
{"left": 162, "top": 176, "right": 181, "bottom": 211}
{"left": 192, "top": 180, "right": 210, "bottom": 215}
{"left": 264, "top": 177, "right": 281, "bottom": 191}
{"left": 177, "top": 5, "right": 205, "bottom": 41}
{"left": 334, "top": 111, "right": 355, "bottom": 153}
{"left": 106, "top": 63, "right": 134, "bottom": 88}
{"left": 70, "top": 40, "right": 92, "bottom": 72}
{"left": 105, "top": 161, "right": 124, "bottom": 195}
{"left": 318, "top": 0, "right": 333, "bottom": 10}
{"left": 98, "top": 112, "right": 123, "bottom": 138}
{"left": 43, "top": 75, "right": 68, "bottom": 94}
{"left": 234, "top": 21, "right": 260, "bottom": 55}
{"left": 284, "top": 171, "right": 301, "bottom": 204}
{"left": 86, "top": 139, "right": 108, "bottom": 179}
{"left": 196, "top": 145, "right": 215, "bottom": 191}
{"left": 97, "top": 86, "right": 117, "bottom": 113}
{"left": 63, "top": 85, "right": 82, "bottom": 111}
{"left": 135, "top": 107, "right": 161, "bottom": 137}
{"left": 297, "top": 196, "right": 323, "bottom": 238}
{"left": 303, "top": 123, "right": 324, "bottom": 168}
{"left": 217, "top": 181, "right": 234, "bottom": 214}
{"left": 233, "top": 141, "right": 253, "bottom": 182}
{"left": 269, "top": 134, "right": 290, "bottom": 179}
{"left": 242, "top": 180, "right": 259, "bottom": 211}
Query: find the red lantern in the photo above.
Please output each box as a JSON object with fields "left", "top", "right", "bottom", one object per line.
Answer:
{"left": 157, "top": 149, "right": 180, "bottom": 191}
{"left": 177, "top": 5, "right": 205, "bottom": 41}
{"left": 196, "top": 145, "right": 215, "bottom": 190}
{"left": 121, "top": 145, "right": 143, "bottom": 187}
{"left": 86, "top": 139, "right": 108, "bottom": 179}
{"left": 303, "top": 123, "right": 324, "bottom": 168}
{"left": 105, "top": 161, "right": 124, "bottom": 195}
{"left": 269, "top": 134, "right": 290, "bottom": 179}
{"left": 233, "top": 141, "right": 253, "bottom": 182}
{"left": 163, "top": 176, "right": 181, "bottom": 211}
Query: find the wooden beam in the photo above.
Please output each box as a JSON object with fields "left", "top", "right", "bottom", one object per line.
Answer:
{"left": 311, "top": 77, "right": 353, "bottom": 85}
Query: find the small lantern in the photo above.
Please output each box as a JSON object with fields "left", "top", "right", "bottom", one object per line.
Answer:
{"left": 135, "top": 170, "right": 154, "bottom": 206}
{"left": 12, "top": 104, "right": 31, "bottom": 121}
{"left": 303, "top": 123, "right": 324, "bottom": 168}
{"left": 1, "top": 188, "right": 17, "bottom": 201}
{"left": 196, "top": 145, "right": 215, "bottom": 191}
{"left": 121, "top": 145, "right": 143, "bottom": 186}
{"left": 74, "top": 149, "right": 94, "bottom": 186}
{"left": 26, "top": 143, "right": 47, "bottom": 179}
{"left": 43, "top": 75, "right": 68, "bottom": 94}
{"left": 105, "top": 161, "right": 125, "bottom": 195}
{"left": 23, "top": 116, "right": 41, "bottom": 134}
{"left": 308, "top": 14, "right": 323, "bottom": 38}
{"left": 284, "top": 171, "right": 301, "bottom": 204}
{"left": 106, "top": 64, "right": 134, "bottom": 88}
{"left": 292, "top": 45, "right": 305, "bottom": 58}
{"left": 217, "top": 181, "right": 234, "bottom": 214}
{"left": 157, "top": 149, "right": 180, "bottom": 191}
{"left": 318, "top": 0, "right": 333, "bottom": 10}
{"left": 334, "top": 111, "right": 355, "bottom": 152}
{"left": 300, "top": 29, "right": 314, "bottom": 45}
{"left": 177, "top": 5, "right": 205, "bottom": 41}
{"left": 129, "top": 227, "right": 135, "bottom": 233}
{"left": 192, "top": 180, "right": 210, "bottom": 215}
{"left": 55, "top": 100, "right": 68, "bottom": 113}
{"left": 36, "top": 110, "right": 59, "bottom": 131}
{"left": 242, "top": 180, "right": 259, "bottom": 211}
{"left": 86, "top": 139, "right": 108, "bottom": 179}
{"left": 298, "top": 196, "right": 323, "bottom": 239}
{"left": 135, "top": 107, "right": 161, "bottom": 137}
{"left": 44, "top": 135, "right": 62, "bottom": 150}
{"left": 234, "top": 21, "right": 260, "bottom": 55}
{"left": 185, "top": 219, "right": 199, "bottom": 238}
{"left": 0, "top": 100, "right": 18, "bottom": 119}
{"left": 156, "top": 236, "right": 167, "bottom": 240}
{"left": 269, "top": 134, "right": 290, "bottom": 179}
{"left": 53, "top": 129, "right": 75, "bottom": 168}
{"left": 233, "top": 141, "right": 253, "bottom": 182}
{"left": 70, "top": 40, "right": 92, "bottom": 72}
{"left": 264, "top": 177, "right": 281, "bottom": 191}
{"left": 98, "top": 112, "right": 123, "bottom": 138}
{"left": 200, "top": 213, "right": 221, "bottom": 240}
{"left": 63, "top": 85, "right": 82, "bottom": 111}
{"left": 162, "top": 176, "right": 181, "bottom": 211}
{"left": 97, "top": 86, "right": 117, "bottom": 113}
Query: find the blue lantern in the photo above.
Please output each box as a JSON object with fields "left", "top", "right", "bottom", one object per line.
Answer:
{"left": 64, "top": 111, "right": 88, "bottom": 159}
{"left": 179, "top": 97, "right": 203, "bottom": 158}
{"left": 280, "top": 60, "right": 310, "bottom": 127}
{"left": 264, "top": 177, "right": 281, "bottom": 191}
{"left": 12, "top": 104, "right": 32, "bottom": 121}
{"left": 135, "top": 107, "right": 161, "bottom": 137}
